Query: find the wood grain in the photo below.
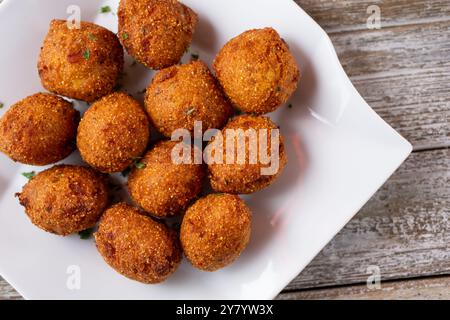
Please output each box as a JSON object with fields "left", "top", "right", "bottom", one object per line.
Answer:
{"left": 279, "top": 275, "right": 450, "bottom": 300}
{"left": 0, "top": 278, "right": 20, "bottom": 300}
{"left": 331, "top": 21, "right": 450, "bottom": 150}
{"left": 285, "top": 148, "right": 450, "bottom": 291}
{"left": 295, "top": 0, "right": 450, "bottom": 33}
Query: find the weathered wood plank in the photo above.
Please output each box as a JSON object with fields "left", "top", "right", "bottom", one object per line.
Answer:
{"left": 279, "top": 275, "right": 450, "bottom": 300}
{"left": 285, "top": 148, "right": 450, "bottom": 291}
{"left": 0, "top": 278, "right": 21, "bottom": 300}
{"left": 331, "top": 21, "right": 450, "bottom": 150}
{"left": 296, "top": 0, "right": 450, "bottom": 33}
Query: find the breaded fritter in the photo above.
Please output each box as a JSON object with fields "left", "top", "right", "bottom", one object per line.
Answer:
{"left": 128, "top": 140, "right": 205, "bottom": 217}
{"left": 16, "top": 165, "right": 109, "bottom": 236}
{"left": 77, "top": 92, "right": 150, "bottom": 173}
{"left": 207, "top": 115, "right": 287, "bottom": 194}
{"left": 95, "top": 203, "right": 182, "bottom": 284}
{"left": 214, "top": 28, "right": 300, "bottom": 114}
{"left": 38, "top": 19, "right": 123, "bottom": 102}
{"left": 180, "top": 194, "right": 252, "bottom": 271}
{"left": 145, "top": 60, "right": 234, "bottom": 137}
{"left": 118, "top": 0, "right": 198, "bottom": 69}
{"left": 0, "top": 93, "right": 79, "bottom": 165}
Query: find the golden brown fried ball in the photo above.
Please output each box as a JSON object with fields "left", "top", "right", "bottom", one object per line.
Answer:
{"left": 95, "top": 203, "right": 182, "bottom": 284}
{"left": 128, "top": 140, "right": 205, "bottom": 217}
{"left": 180, "top": 194, "right": 252, "bottom": 271}
{"left": 77, "top": 92, "right": 150, "bottom": 173}
{"left": 214, "top": 28, "right": 300, "bottom": 114}
{"left": 118, "top": 0, "right": 198, "bottom": 69}
{"left": 38, "top": 19, "right": 123, "bottom": 102}
{"left": 207, "top": 115, "right": 287, "bottom": 194}
{"left": 0, "top": 93, "right": 79, "bottom": 165}
{"left": 16, "top": 165, "right": 108, "bottom": 236}
{"left": 144, "top": 60, "right": 234, "bottom": 137}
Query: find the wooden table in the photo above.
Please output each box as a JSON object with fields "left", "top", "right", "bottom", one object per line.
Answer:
{"left": 1, "top": 0, "right": 449, "bottom": 300}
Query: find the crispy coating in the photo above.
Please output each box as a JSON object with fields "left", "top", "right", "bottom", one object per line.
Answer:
{"left": 128, "top": 140, "right": 205, "bottom": 217}
{"left": 38, "top": 19, "right": 124, "bottom": 102}
{"left": 207, "top": 115, "right": 287, "bottom": 194}
{"left": 0, "top": 93, "right": 79, "bottom": 165}
{"left": 180, "top": 194, "right": 252, "bottom": 271}
{"left": 77, "top": 92, "right": 150, "bottom": 173}
{"left": 95, "top": 203, "right": 182, "bottom": 284}
{"left": 16, "top": 165, "right": 108, "bottom": 236}
{"left": 214, "top": 28, "right": 300, "bottom": 114}
{"left": 118, "top": 0, "right": 198, "bottom": 69}
{"left": 145, "top": 60, "right": 234, "bottom": 137}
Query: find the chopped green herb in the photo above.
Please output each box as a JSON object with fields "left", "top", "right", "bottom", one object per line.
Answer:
{"left": 100, "top": 6, "right": 111, "bottom": 13}
{"left": 121, "top": 167, "right": 131, "bottom": 177}
{"left": 191, "top": 53, "right": 199, "bottom": 60}
{"left": 122, "top": 32, "right": 129, "bottom": 40}
{"left": 0, "top": 102, "right": 3, "bottom": 109}
{"left": 79, "top": 228, "right": 94, "bottom": 239}
{"left": 83, "top": 49, "right": 90, "bottom": 60}
{"left": 22, "top": 171, "right": 36, "bottom": 180}
{"left": 134, "top": 161, "right": 146, "bottom": 169}
{"left": 87, "top": 33, "right": 97, "bottom": 40}
{"left": 186, "top": 107, "right": 196, "bottom": 116}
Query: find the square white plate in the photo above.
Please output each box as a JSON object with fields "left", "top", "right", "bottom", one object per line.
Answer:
{"left": 0, "top": 0, "right": 412, "bottom": 299}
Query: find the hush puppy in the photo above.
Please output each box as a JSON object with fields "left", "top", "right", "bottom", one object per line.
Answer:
{"left": 207, "top": 115, "right": 287, "bottom": 194}
{"left": 128, "top": 140, "right": 205, "bottom": 217}
{"left": 38, "top": 19, "right": 123, "bottom": 102}
{"left": 77, "top": 92, "right": 150, "bottom": 173}
{"left": 144, "top": 60, "right": 234, "bottom": 137}
{"left": 16, "top": 165, "right": 108, "bottom": 236}
{"left": 214, "top": 28, "right": 300, "bottom": 114}
{"left": 118, "top": 0, "right": 198, "bottom": 69}
{"left": 180, "top": 194, "right": 252, "bottom": 271}
{"left": 95, "top": 203, "right": 182, "bottom": 284}
{"left": 0, "top": 93, "right": 79, "bottom": 165}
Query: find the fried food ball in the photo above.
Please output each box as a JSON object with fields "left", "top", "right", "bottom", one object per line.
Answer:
{"left": 118, "top": 0, "right": 198, "bottom": 69}
{"left": 77, "top": 92, "right": 150, "bottom": 173}
{"left": 207, "top": 115, "right": 287, "bottom": 194}
{"left": 38, "top": 19, "right": 124, "bottom": 102}
{"left": 128, "top": 140, "right": 205, "bottom": 217}
{"left": 0, "top": 93, "right": 79, "bottom": 165}
{"left": 144, "top": 60, "right": 234, "bottom": 137}
{"left": 95, "top": 203, "right": 182, "bottom": 284}
{"left": 214, "top": 28, "right": 300, "bottom": 114}
{"left": 16, "top": 165, "right": 108, "bottom": 236}
{"left": 181, "top": 194, "right": 252, "bottom": 271}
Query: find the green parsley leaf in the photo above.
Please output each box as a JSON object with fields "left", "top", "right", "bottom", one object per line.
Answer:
{"left": 22, "top": 171, "right": 36, "bottom": 180}
{"left": 0, "top": 102, "right": 4, "bottom": 109}
{"left": 79, "top": 228, "right": 94, "bottom": 240}
{"left": 83, "top": 49, "right": 90, "bottom": 60}
{"left": 100, "top": 6, "right": 111, "bottom": 13}
{"left": 134, "top": 161, "right": 146, "bottom": 169}
{"left": 122, "top": 32, "right": 129, "bottom": 40}
{"left": 87, "top": 33, "right": 97, "bottom": 41}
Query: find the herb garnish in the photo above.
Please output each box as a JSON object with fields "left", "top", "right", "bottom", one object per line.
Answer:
{"left": 22, "top": 171, "right": 36, "bottom": 180}
{"left": 79, "top": 228, "right": 94, "bottom": 239}
{"left": 83, "top": 49, "right": 90, "bottom": 60}
{"left": 0, "top": 102, "right": 3, "bottom": 109}
{"left": 88, "top": 33, "right": 97, "bottom": 41}
{"left": 100, "top": 6, "right": 111, "bottom": 13}
{"left": 122, "top": 32, "right": 129, "bottom": 40}
{"left": 134, "top": 161, "right": 146, "bottom": 169}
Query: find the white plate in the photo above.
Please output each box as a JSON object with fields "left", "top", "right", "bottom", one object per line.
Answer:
{"left": 0, "top": 0, "right": 412, "bottom": 300}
